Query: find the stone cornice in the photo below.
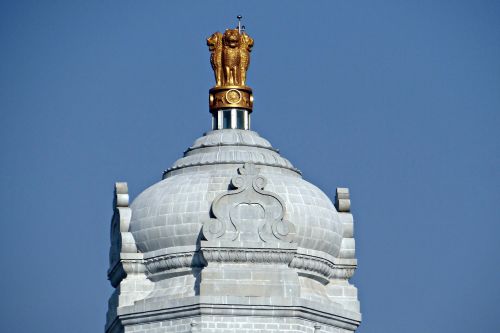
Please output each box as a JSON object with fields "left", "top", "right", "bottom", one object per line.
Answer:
{"left": 201, "top": 242, "right": 297, "bottom": 265}
{"left": 107, "top": 253, "right": 145, "bottom": 288}
{"left": 290, "top": 253, "right": 356, "bottom": 280}
{"left": 138, "top": 244, "right": 357, "bottom": 281}
{"left": 292, "top": 247, "right": 357, "bottom": 280}
{"left": 112, "top": 296, "right": 361, "bottom": 332}
{"left": 146, "top": 251, "right": 205, "bottom": 275}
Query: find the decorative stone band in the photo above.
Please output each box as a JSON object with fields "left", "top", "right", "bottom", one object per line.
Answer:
{"left": 140, "top": 243, "right": 356, "bottom": 282}
{"left": 290, "top": 254, "right": 356, "bottom": 280}
{"left": 164, "top": 160, "right": 300, "bottom": 178}
{"left": 184, "top": 141, "right": 280, "bottom": 154}
{"left": 201, "top": 240, "right": 297, "bottom": 264}
{"left": 202, "top": 247, "right": 296, "bottom": 264}
{"left": 145, "top": 251, "right": 205, "bottom": 275}
{"left": 142, "top": 245, "right": 203, "bottom": 277}
{"left": 291, "top": 247, "right": 357, "bottom": 281}
{"left": 115, "top": 296, "right": 361, "bottom": 332}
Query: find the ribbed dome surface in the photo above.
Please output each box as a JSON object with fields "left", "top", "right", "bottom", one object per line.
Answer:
{"left": 166, "top": 130, "right": 299, "bottom": 174}
{"left": 130, "top": 129, "right": 344, "bottom": 257}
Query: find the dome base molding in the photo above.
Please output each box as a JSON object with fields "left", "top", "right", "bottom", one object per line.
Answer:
{"left": 107, "top": 295, "right": 360, "bottom": 333}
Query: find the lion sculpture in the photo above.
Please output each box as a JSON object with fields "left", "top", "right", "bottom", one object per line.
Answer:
{"left": 239, "top": 32, "right": 254, "bottom": 86}
{"left": 207, "top": 32, "right": 223, "bottom": 86}
{"left": 207, "top": 29, "right": 253, "bottom": 87}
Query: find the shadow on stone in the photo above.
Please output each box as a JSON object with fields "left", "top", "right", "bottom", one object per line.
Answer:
{"left": 191, "top": 228, "right": 204, "bottom": 296}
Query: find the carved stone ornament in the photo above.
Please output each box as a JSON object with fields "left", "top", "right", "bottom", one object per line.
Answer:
{"left": 289, "top": 254, "right": 356, "bottom": 280}
{"left": 202, "top": 163, "right": 295, "bottom": 243}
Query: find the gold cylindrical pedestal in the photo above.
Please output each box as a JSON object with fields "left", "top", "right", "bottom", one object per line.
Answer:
{"left": 209, "top": 86, "right": 253, "bottom": 112}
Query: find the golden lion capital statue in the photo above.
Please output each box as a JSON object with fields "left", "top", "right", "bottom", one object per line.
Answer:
{"left": 207, "top": 28, "right": 254, "bottom": 87}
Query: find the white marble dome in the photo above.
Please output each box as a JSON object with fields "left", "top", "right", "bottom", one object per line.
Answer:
{"left": 129, "top": 129, "right": 344, "bottom": 257}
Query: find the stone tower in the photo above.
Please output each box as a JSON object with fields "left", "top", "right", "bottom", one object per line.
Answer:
{"left": 106, "top": 20, "right": 361, "bottom": 333}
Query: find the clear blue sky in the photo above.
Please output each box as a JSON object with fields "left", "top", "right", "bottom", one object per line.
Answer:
{"left": 1, "top": 1, "right": 499, "bottom": 332}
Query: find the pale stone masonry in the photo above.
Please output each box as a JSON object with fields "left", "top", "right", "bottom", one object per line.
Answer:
{"left": 106, "top": 129, "right": 361, "bottom": 332}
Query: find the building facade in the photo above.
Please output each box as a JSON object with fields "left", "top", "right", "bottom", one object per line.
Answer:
{"left": 106, "top": 22, "right": 361, "bottom": 333}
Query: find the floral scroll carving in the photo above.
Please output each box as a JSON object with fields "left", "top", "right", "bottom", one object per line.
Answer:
{"left": 202, "top": 163, "right": 295, "bottom": 243}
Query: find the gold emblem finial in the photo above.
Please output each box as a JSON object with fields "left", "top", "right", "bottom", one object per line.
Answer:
{"left": 207, "top": 17, "right": 254, "bottom": 112}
